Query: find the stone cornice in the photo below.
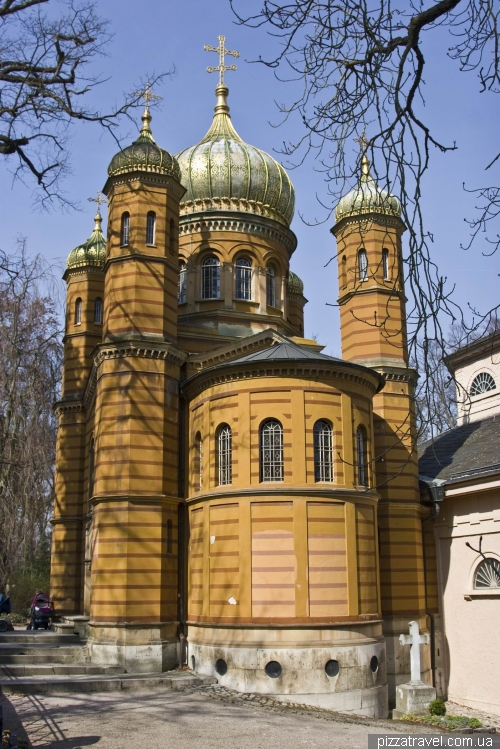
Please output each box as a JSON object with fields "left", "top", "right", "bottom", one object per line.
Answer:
{"left": 183, "top": 358, "right": 383, "bottom": 401}
{"left": 93, "top": 339, "right": 187, "bottom": 369}
{"left": 186, "top": 485, "right": 380, "bottom": 506}
{"left": 63, "top": 265, "right": 105, "bottom": 282}
{"left": 337, "top": 284, "right": 406, "bottom": 306}
{"left": 53, "top": 396, "right": 85, "bottom": 417}
{"left": 179, "top": 211, "right": 297, "bottom": 256}
{"left": 187, "top": 329, "right": 290, "bottom": 372}
{"left": 103, "top": 171, "right": 186, "bottom": 201}
{"left": 331, "top": 211, "right": 406, "bottom": 237}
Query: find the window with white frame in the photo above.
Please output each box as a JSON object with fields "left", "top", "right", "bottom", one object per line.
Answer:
{"left": 75, "top": 298, "right": 82, "bottom": 325}
{"left": 382, "top": 248, "right": 390, "bottom": 280}
{"left": 358, "top": 250, "right": 368, "bottom": 281}
{"left": 356, "top": 426, "right": 367, "bottom": 487}
{"left": 201, "top": 256, "right": 220, "bottom": 299}
{"left": 178, "top": 262, "right": 187, "bottom": 304}
{"left": 260, "top": 419, "right": 284, "bottom": 482}
{"left": 121, "top": 212, "right": 130, "bottom": 246}
{"left": 266, "top": 265, "right": 276, "bottom": 307}
{"left": 470, "top": 372, "right": 496, "bottom": 396}
{"left": 94, "top": 297, "right": 103, "bottom": 324}
{"left": 235, "top": 257, "right": 252, "bottom": 300}
{"left": 314, "top": 420, "right": 334, "bottom": 482}
{"left": 146, "top": 211, "right": 156, "bottom": 245}
{"left": 474, "top": 558, "right": 500, "bottom": 588}
{"left": 217, "top": 424, "right": 232, "bottom": 486}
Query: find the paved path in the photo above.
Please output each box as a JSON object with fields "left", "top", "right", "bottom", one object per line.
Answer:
{"left": 1, "top": 685, "right": 443, "bottom": 749}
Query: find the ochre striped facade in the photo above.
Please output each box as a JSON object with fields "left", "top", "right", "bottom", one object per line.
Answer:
{"left": 51, "top": 89, "right": 430, "bottom": 716}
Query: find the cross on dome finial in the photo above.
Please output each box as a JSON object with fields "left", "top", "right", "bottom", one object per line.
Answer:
{"left": 354, "top": 129, "right": 371, "bottom": 179}
{"left": 134, "top": 84, "right": 162, "bottom": 110}
{"left": 204, "top": 35, "right": 239, "bottom": 86}
{"left": 354, "top": 129, "right": 368, "bottom": 152}
{"left": 87, "top": 190, "right": 107, "bottom": 215}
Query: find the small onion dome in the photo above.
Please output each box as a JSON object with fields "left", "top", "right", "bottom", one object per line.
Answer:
{"left": 176, "top": 85, "right": 295, "bottom": 228}
{"left": 287, "top": 270, "right": 304, "bottom": 295}
{"left": 335, "top": 153, "right": 401, "bottom": 223}
{"left": 66, "top": 211, "right": 106, "bottom": 269}
{"left": 107, "top": 106, "right": 181, "bottom": 181}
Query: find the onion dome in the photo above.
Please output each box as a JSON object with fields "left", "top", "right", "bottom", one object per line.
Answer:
{"left": 107, "top": 106, "right": 181, "bottom": 181}
{"left": 176, "top": 85, "right": 295, "bottom": 227}
{"left": 335, "top": 153, "right": 401, "bottom": 223}
{"left": 287, "top": 271, "right": 304, "bottom": 295}
{"left": 67, "top": 211, "right": 106, "bottom": 269}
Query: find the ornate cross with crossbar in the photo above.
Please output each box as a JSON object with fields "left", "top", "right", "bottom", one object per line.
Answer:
{"left": 204, "top": 35, "right": 240, "bottom": 86}
{"left": 133, "top": 84, "right": 163, "bottom": 110}
{"left": 354, "top": 130, "right": 368, "bottom": 152}
{"left": 87, "top": 191, "right": 107, "bottom": 214}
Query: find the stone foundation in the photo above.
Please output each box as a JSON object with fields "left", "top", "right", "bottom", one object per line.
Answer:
{"left": 187, "top": 622, "right": 388, "bottom": 718}
{"left": 88, "top": 622, "right": 178, "bottom": 673}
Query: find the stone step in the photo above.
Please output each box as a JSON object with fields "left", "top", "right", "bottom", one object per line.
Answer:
{"left": 0, "top": 632, "right": 81, "bottom": 645}
{"left": 0, "top": 671, "right": 216, "bottom": 695}
{"left": 0, "top": 663, "right": 123, "bottom": 677}
{"left": 0, "top": 651, "right": 89, "bottom": 665}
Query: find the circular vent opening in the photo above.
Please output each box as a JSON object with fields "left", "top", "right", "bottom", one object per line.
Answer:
{"left": 325, "top": 659, "right": 340, "bottom": 678}
{"left": 215, "top": 658, "right": 228, "bottom": 676}
{"left": 370, "top": 655, "right": 379, "bottom": 673}
{"left": 265, "top": 661, "right": 282, "bottom": 678}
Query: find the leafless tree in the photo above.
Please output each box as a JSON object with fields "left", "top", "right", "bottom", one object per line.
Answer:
{"left": 0, "top": 0, "right": 169, "bottom": 206}
{"left": 0, "top": 242, "right": 62, "bottom": 600}
{"left": 230, "top": 0, "right": 500, "bottom": 439}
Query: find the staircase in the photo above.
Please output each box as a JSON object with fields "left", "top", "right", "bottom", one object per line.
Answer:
{"left": 0, "top": 631, "right": 214, "bottom": 694}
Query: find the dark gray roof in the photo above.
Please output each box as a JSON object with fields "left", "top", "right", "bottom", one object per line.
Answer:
{"left": 418, "top": 415, "right": 500, "bottom": 482}
{"left": 229, "top": 341, "right": 344, "bottom": 364}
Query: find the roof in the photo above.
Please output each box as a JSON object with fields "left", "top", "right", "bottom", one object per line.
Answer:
{"left": 228, "top": 341, "right": 340, "bottom": 364}
{"left": 418, "top": 415, "right": 500, "bottom": 482}
{"left": 445, "top": 329, "right": 500, "bottom": 373}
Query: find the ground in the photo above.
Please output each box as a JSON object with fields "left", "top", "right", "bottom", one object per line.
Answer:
{"left": 1, "top": 683, "right": 452, "bottom": 749}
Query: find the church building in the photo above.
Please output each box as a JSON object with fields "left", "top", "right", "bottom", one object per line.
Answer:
{"left": 51, "top": 44, "right": 430, "bottom": 717}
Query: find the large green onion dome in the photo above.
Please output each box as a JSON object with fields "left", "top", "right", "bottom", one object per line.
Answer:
{"left": 107, "top": 106, "right": 181, "bottom": 181}
{"left": 335, "top": 153, "right": 401, "bottom": 223}
{"left": 287, "top": 270, "right": 304, "bottom": 295}
{"left": 175, "top": 85, "right": 295, "bottom": 228}
{"left": 66, "top": 211, "right": 106, "bottom": 269}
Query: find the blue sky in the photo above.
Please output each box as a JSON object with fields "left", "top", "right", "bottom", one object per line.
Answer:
{"left": 1, "top": 0, "right": 498, "bottom": 355}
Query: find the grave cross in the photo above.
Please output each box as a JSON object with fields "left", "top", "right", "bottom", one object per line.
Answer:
{"left": 399, "top": 620, "right": 430, "bottom": 684}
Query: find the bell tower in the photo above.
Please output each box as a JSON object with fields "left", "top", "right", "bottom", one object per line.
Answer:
{"left": 86, "top": 93, "right": 187, "bottom": 672}
{"left": 332, "top": 149, "right": 428, "bottom": 705}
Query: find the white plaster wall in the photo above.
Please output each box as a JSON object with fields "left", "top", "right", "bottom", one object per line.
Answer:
{"left": 434, "top": 488, "right": 500, "bottom": 714}
{"left": 454, "top": 354, "right": 500, "bottom": 425}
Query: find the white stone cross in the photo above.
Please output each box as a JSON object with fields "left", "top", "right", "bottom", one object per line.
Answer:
{"left": 399, "top": 620, "right": 430, "bottom": 684}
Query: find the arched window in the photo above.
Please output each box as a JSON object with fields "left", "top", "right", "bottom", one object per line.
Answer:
{"left": 474, "top": 558, "right": 500, "bottom": 588}
{"left": 235, "top": 257, "right": 252, "bottom": 300}
{"left": 341, "top": 255, "right": 347, "bottom": 288}
{"left": 382, "top": 249, "right": 390, "bottom": 280}
{"left": 313, "top": 420, "right": 334, "bottom": 482}
{"left": 356, "top": 426, "right": 367, "bottom": 487}
{"left": 266, "top": 265, "right": 276, "bottom": 307}
{"left": 194, "top": 432, "right": 203, "bottom": 491}
{"left": 121, "top": 212, "right": 130, "bottom": 246}
{"left": 470, "top": 372, "right": 496, "bottom": 396}
{"left": 217, "top": 424, "right": 232, "bottom": 486}
{"left": 169, "top": 218, "right": 176, "bottom": 255}
{"left": 201, "top": 256, "right": 220, "bottom": 299}
{"left": 260, "top": 419, "right": 284, "bottom": 482}
{"left": 75, "top": 297, "right": 82, "bottom": 325}
{"left": 358, "top": 250, "right": 368, "bottom": 281}
{"left": 94, "top": 297, "right": 103, "bottom": 324}
{"left": 146, "top": 211, "right": 156, "bottom": 245}
{"left": 88, "top": 436, "right": 95, "bottom": 499}
{"left": 178, "top": 262, "right": 187, "bottom": 304}
{"left": 166, "top": 519, "right": 173, "bottom": 555}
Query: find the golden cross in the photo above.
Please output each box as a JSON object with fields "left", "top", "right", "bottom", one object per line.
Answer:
{"left": 133, "top": 84, "right": 162, "bottom": 109}
{"left": 204, "top": 35, "right": 240, "bottom": 86}
{"left": 87, "top": 190, "right": 107, "bottom": 214}
{"left": 354, "top": 129, "right": 369, "bottom": 151}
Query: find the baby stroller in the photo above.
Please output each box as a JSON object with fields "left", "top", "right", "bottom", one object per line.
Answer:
{"left": 0, "top": 594, "right": 13, "bottom": 632}
{"left": 27, "top": 592, "right": 53, "bottom": 630}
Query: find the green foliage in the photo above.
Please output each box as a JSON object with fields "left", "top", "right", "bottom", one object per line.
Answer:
{"left": 469, "top": 718, "right": 482, "bottom": 729}
{"left": 402, "top": 713, "right": 482, "bottom": 729}
{"left": 429, "top": 698, "right": 446, "bottom": 716}
{"left": 8, "top": 536, "right": 51, "bottom": 616}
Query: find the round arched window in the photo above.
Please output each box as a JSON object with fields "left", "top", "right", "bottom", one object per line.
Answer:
{"left": 474, "top": 558, "right": 500, "bottom": 589}
{"left": 470, "top": 372, "right": 496, "bottom": 397}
